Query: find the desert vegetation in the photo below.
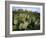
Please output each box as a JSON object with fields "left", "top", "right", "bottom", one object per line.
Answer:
{"left": 12, "top": 9, "right": 40, "bottom": 31}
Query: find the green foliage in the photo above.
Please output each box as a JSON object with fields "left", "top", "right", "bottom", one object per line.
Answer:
{"left": 12, "top": 9, "right": 40, "bottom": 31}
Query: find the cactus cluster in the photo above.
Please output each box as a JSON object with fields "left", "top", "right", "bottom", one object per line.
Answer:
{"left": 12, "top": 9, "right": 40, "bottom": 31}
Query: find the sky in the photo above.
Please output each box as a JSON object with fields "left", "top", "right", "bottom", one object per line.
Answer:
{"left": 12, "top": 7, "right": 40, "bottom": 13}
